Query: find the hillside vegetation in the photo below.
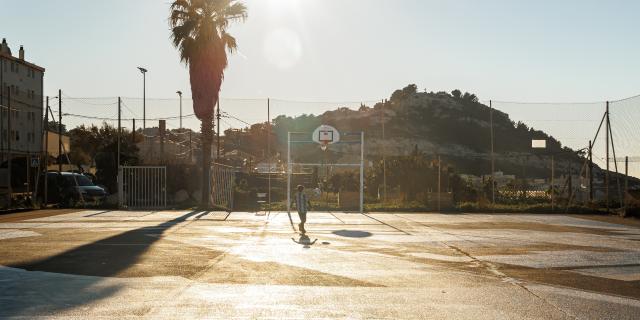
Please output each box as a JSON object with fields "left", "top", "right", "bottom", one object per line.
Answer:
{"left": 260, "top": 84, "right": 586, "bottom": 178}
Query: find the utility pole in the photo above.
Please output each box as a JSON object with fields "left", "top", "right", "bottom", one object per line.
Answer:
{"left": 588, "top": 140, "right": 593, "bottom": 202}
{"left": 58, "top": 90, "right": 62, "bottom": 173}
{"left": 7, "top": 88, "right": 12, "bottom": 208}
{"left": 605, "top": 101, "right": 610, "bottom": 213}
{"left": 132, "top": 118, "right": 136, "bottom": 143}
{"left": 117, "top": 97, "right": 122, "bottom": 207}
{"left": 382, "top": 99, "right": 387, "bottom": 204}
{"left": 118, "top": 97, "right": 121, "bottom": 168}
{"left": 490, "top": 100, "right": 495, "bottom": 206}
{"left": 44, "top": 96, "right": 49, "bottom": 206}
{"left": 267, "top": 98, "right": 271, "bottom": 213}
{"left": 216, "top": 100, "right": 221, "bottom": 160}
{"left": 137, "top": 67, "right": 147, "bottom": 130}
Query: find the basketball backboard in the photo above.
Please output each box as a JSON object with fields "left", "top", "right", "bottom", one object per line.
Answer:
{"left": 312, "top": 125, "right": 340, "bottom": 145}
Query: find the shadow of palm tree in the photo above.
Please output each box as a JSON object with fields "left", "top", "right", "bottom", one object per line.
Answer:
{"left": 0, "top": 210, "right": 202, "bottom": 318}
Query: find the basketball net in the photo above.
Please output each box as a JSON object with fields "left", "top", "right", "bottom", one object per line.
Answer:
{"left": 320, "top": 141, "right": 329, "bottom": 151}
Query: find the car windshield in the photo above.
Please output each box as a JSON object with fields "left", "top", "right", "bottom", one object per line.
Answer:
{"left": 63, "top": 175, "right": 94, "bottom": 187}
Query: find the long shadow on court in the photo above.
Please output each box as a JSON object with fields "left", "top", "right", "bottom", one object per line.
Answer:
{"left": 0, "top": 210, "right": 203, "bottom": 318}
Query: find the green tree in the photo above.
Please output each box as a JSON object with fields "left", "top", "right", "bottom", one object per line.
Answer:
{"left": 69, "top": 123, "right": 139, "bottom": 192}
{"left": 170, "top": 0, "right": 247, "bottom": 206}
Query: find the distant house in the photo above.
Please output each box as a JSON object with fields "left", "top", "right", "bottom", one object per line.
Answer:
{"left": 254, "top": 158, "right": 284, "bottom": 174}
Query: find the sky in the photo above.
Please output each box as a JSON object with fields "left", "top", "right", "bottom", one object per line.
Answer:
{"left": 2, "top": 0, "right": 639, "bottom": 102}
{"left": 2, "top": 0, "right": 640, "bottom": 156}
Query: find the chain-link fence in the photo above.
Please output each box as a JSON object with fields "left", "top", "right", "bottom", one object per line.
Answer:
{"left": 3, "top": 90, "right": 640, "bottom": 212}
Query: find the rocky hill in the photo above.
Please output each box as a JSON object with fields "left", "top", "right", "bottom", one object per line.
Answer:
{"left": 270, "top": 84, "right": 587, "bottom": 179}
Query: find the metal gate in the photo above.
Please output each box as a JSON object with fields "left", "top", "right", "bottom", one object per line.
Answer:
{"left": 209, "top": 163, "right": 235, "bottom": 211}
{"left": 119, "top": 166, "right": 167, "bottom": 209}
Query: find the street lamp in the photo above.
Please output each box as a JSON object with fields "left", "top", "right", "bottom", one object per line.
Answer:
{"left": 176, "top": 90, "right": 183, "bottom": 130}
{"left": 137, "top": 67, "right": 147, "bottom": 130}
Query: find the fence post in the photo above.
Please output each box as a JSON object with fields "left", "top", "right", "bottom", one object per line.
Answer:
{"left": 551, "top": 155, "right": 554, "bottom": 212}
{"left": 267, "top": 98, "right": 271, "bottom": 213}
{"left": 118, "top": 167, "right": 123, "bottom": 208}
{"left": 287, "top": 132, "right": 291, "bottom": 214}
{"left": 625, "top": 156, "right": 629, "bottom": 216}
{"left": 43, "top": 96, "right": 49, "bottom": 206}
{"left": 360, "top": 131, "right": 365, "bottom": 214}
{"left": 588, "top": 140, "right": 593, "bottom": 202}
{"left": 437, "top": 155, "right": 441, "bottom": 212}
{"left": 605, "top": 101, "right": 610, "bottom": 213}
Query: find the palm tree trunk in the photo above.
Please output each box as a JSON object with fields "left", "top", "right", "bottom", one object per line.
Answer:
{"left": 201, "top": 115, "right": 213, "bottom": 207}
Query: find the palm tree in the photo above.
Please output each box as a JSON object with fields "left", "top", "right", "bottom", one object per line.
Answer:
{"left": 169, "top": 0, "right": 247, "bottom": 206}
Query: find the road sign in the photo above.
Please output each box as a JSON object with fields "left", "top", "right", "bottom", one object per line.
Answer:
{"left": 30, "top": 156, "right": 40, "bottom": 168}
{"left": 532, "top": 139, "right": 546, "bottom": 149}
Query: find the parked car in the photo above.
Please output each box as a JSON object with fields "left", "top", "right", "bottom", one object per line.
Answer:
{"left": 40, "top": 172, "right": 108, "bottom": 207}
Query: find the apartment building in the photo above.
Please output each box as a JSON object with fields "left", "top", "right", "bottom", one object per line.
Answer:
{"left": 0, "top": 38, "right": 45, "bottom": 155}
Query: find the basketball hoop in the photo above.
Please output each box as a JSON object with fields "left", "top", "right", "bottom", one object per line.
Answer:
{"left": 313, "top": 125, "right": 340, "bottom": 151}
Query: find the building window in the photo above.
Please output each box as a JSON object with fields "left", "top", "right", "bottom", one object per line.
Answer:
{"left": 15, "top": 130, "right": 20, "bottom": 142}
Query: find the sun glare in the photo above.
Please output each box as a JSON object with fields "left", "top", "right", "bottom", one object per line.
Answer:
{"left": 268, "top": 0, "right": 298, "bottom": 9}
{"left": 265, "top": 0, "right": 302, "bottom": 16}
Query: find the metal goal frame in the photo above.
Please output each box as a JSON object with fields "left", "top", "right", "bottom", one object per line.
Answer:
{"left": 287, "top": 131, "right": 364, "bottom": 214}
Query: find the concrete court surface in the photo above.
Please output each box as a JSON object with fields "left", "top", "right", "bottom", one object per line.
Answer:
{"left": 0, "top": 210, "right": 640, "bottom": 319}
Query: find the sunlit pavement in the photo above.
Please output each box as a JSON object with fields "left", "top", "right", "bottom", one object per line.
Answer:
{"left": 1, "top": 210, "right": 639, "bottom": 319}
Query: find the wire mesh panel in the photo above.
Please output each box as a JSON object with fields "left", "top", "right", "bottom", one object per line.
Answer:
{"left": 119, "top": 166, "right": 167, "bottom": 209}
{"left": 210, "top": 163, "right": 235, "bottom": 211}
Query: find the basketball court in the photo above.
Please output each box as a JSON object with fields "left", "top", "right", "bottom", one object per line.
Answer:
{"left": 1, "top": 209, "right": 639, "bottom": 319}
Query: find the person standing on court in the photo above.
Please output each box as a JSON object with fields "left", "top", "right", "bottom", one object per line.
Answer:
{"left": 294, "top": 185, "right": 311, "bottom": 234}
